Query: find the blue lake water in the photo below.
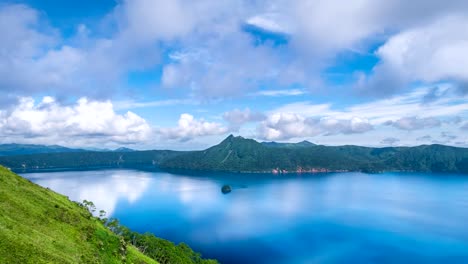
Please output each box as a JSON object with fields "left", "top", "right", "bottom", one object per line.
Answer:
{"left": 23, "top": 170, "right": 468, "bottom": 264}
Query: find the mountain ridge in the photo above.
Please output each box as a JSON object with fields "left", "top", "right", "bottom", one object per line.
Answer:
{"left": 159, "top": 136, "right": 468, "bottom": 173}
{"left": 0, "top": 143, "right": 86, "bottom": 156}
{"left": 0, "top": 136, "right": 467, "bottom": 173}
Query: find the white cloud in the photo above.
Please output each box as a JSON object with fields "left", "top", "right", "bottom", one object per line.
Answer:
{"left": 246, "top": 13, "right": 291, "bottom": 33}
{"left": 380, "top": 137, "right": 400, "bottom": 146}
{"left": 320, "top": 117, "right": 374, "bottom": 135}
{"left": 273, "top": 85, "right": 468, "bottom": 125}
{"left": 357, "top": 14, "right": 468, "bottom": 96}
{"left": 118, "top": 0, "right": 194, "bottom": 41}
{"left": 385, "top": 116, "right": 441, "bottom": 131}
{"left": 161, "top": 31, "right": 285, "bottom": 98}
{"left": 223, "top": 108, "right": 265, "bottom": 130}
{"left": 31, "top": 171, "right": 152, "bottom": 216}
{"left": 379, "top": 16, "right": 468, "bottom": 82}
{"left": 256, "top": 85, "right": 467, "bottom": 141}
{"left": 4, "top": 1, "right": 468, "bottom": 102}
{"left": 461, "top": 122, "right": 468, "bottom": 131}
{"left": 0, "top": 97, "right": 152, "bottom": 146}
{"left": 158, "top": 114, "right": 228, "bottom": 141}
{"left": 257, "top": 113, "right": 372, "bottom": 140}
{"left": 114, "top": 98, "right": 196, "bottom": 110}
{"left": 251, "top": 89, "right": 306, "bottom": 97}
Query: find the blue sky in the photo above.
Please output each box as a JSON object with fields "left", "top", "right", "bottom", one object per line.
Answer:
{"left": 0, "top": 0, "right": 467, "bottom": 150}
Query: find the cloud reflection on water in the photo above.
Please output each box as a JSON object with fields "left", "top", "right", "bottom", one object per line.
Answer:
{"left": 23, "top": 170, "right": 468, "bottom": 264}
{"left": 24, "top": 170, "right": 152, "bottom": 216}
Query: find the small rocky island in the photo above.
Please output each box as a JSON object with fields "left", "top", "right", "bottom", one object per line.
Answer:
{"left": 221, "top": 185, "right": 232, "bottom": 194}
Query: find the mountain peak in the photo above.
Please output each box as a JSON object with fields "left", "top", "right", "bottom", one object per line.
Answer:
{"left": 297, "top": 140, "right": 316, "bottom": 146}
{"left": 114, "top": 147, "right": 135, "bottom": 152}
{"left": 261, "top": 140, "right": 316, "bottom": 148}
{"left": 217, "top": 135, "right": 261, "bottom": 149}
{"left": 221, "top": 134, "right": 246, "bottom": 142}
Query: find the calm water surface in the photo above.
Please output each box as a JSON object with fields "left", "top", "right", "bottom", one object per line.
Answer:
{"left": 23, "top": 170, "right": 468, "bottom": 264}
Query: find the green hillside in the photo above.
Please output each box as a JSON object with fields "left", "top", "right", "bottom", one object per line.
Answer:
{"left": 0, "top": 166, "right": 217, "bottom": 264}
{"left": 160, "top": 135, "right": 468, "bottom": 173}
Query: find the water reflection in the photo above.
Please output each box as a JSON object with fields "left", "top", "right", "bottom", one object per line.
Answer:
{"left": 25, "top": 170, "right": 152, "bottom": 215}
{"left": 23, "top": 170, "right": 468, "bottom": 264}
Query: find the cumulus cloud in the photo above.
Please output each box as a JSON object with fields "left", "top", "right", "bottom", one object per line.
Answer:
{"left": 160, "top": 33, "right": 285, "bottom": 98}
{"left": 0, "top": 1, "right": 467, "bottom": 149}
{"left": 257, "top": 113, "right": 373, "bottom": 140}
{"left": 357, "top": 14, "right": 468, "bottom": 96}
{"left": 158, "top": 114, "right": 228, "bottom": 142}
{"left": 223, "top": 108, "right": 266, "bottom": 130}
{"left": 269, "top": 85, "right": 468, "bottom": 125}
{"left": 385, "top": 116, "right": 441, "bottom": 131}
{"left": 4, "top": 1, "right": 468, "bottom": 102}
{"left": 257, "top": 113, "right": 317, "bottom": 140}
{"left": 0, "top": 1, "right": 220, "bottom": 100}
{"left": 0, "top": 96, "right": 151, "bottom": 146}
{"left": 319, "top": 117, "right": 374, "bottom": 136}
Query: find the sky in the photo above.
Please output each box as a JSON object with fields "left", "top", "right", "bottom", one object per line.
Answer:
{"left": 0, "top": 0, "right": 467, "bottom": 150}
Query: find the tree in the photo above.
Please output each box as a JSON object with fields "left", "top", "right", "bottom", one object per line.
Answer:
{"left": 82, "top": 200, "right": 96, "bottom": 214}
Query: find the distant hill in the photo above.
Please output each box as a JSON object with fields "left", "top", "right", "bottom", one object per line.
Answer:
{"left": 262, "top": 140, "right": 316, "bottom": 148}
{"left": 113, "top": 147, "right": 135, "bottom": 152}
{"left": 0, "top": 150, "right": 183, "bottom": 172}
{"left": 0, "top": 135, "right": 467, "bottom": 173}
{"left": 0, "top": 144, "right": 138, "bottom": 156}
{"left": 0, "top": 143, "right": 85, "bottom": 156}
{"left": 0, "top": 166, "right": 217, "bottom": 263}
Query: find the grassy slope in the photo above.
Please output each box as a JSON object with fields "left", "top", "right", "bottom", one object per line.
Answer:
{"left": 0, "top": 166, "right": 158, "bottom": 264}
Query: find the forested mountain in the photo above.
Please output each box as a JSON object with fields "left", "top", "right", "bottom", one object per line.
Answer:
{"left": 160, "top": 135, "right": 468, "bottom": 173}
{"left": 261, "top": 140, "right": 316, "bottom": 148}
{"left": 0, "top": 150, "right": 183, "bottom": 172}
{"left": 0, "top": 144, "right": 85, "bottom": 156}
{"left": 0, "top": 135, "right": 467, "bottom": 173}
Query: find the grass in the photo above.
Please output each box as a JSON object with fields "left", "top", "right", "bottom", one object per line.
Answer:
{"left": 0, "top": 165, "right": 158, "bottom": 264}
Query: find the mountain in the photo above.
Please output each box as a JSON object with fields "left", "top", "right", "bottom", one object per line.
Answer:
{"left": 0, "top": 166, "right": 217, "bottom": 263}
{"left": 0, "top": 143, "right": 86, "bottom": 156}
{"left": 262, "top": 140, "right": 316, "bottom": 148}
{"left": 0, "top": 150, "right": 183, "bottom": 172}
{"left": 160, "top": 135, "right": 468, "bottom": 173}
{"left": 0, "top": 135, "right": 467, "bottom": 173}
{"left": 113, "top": 147, "right": 135, "bottom": 152}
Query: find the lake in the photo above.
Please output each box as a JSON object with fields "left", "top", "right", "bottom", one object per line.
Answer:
{"left": 22, "top": 170, "right": 468, "bottom": 264}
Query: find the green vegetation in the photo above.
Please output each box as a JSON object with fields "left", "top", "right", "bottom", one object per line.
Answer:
{"left": 221, "top": 185, "right": 232, "bottom": 194}
{"left": 107, "top": 219, "right": 217, "bottom": 264}
{"left": 261, "top": 140, "right": 316, "bottom": 148}
{"left": 160, "top": 135, "right": 468, "bottom": 173}
{"left": 0, "top": 143, "right": 85, "bottom": 156}
{"left": 0, "top": 135, "right": 467, "bottom": 173}
{"left": 0, "top": 150, "right": 183, "bottom": 172}
{"left": 0, "top": 166, "right": 217, "bottom": 264}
